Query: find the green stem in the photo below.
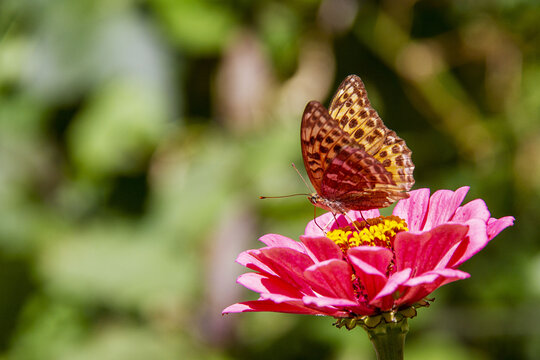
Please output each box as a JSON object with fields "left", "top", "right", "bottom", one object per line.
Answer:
{"left": 364, "top": 318, "right": 409, "bottom": 360}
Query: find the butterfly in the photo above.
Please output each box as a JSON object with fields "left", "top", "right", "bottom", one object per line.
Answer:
{"left": 301, "top": 75, "right": 414, "bottom": 214}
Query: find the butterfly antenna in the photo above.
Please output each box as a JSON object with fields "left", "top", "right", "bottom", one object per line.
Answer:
{"left": 259, "top": 193, "right": 309, "bottom": 199}
{"left": 259, "top": 164, "right": 312, "bottom": 200}
{"left": 291, "top": 163, "right": 313, "bottom": 193}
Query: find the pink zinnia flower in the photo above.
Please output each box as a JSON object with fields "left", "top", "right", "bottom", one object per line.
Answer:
{"left": 223, "top": 187, "right": 514, "bottom": 325}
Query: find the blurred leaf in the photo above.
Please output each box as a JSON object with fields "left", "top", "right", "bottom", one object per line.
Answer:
{"left": 0, "top": 0, "right": 536, "bottom": 359}
{"left": 19, "top": 0, "right": 174, "bottom": 105}
{"left": 38, "top": 222, "right": 196, "bottom": 311}
{"left": 9, "top": 299, "right": 87, "bottom": 360}
{"left": 0, "top": 35, "right": 29, "bottom": 86}
{"left": 67, "top": 81, "right": 167, "bottom": 179}
{"left": 150, "top": 0, "right": 238, "bottom": 55}
{"left": 148, "top": 128, "right": 241, "bottom": 243}
{"left": 406, "top": 334, "right": 485, "bottom": 360}
{"left": 60, "top": 326, "right": 181, "bottom": 360}
{"left": 257, "top": 3, "right": 301, "bottom": 76}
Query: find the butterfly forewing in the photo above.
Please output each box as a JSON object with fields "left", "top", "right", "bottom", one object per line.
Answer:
{"left": 329, "top": 77, "right": 387, "bottom": 156}
{"left": 301, "top": 101, "right": 353, "bottom": 195}
{"left": 328, "top": 75, "right": 415, "bottom": 193}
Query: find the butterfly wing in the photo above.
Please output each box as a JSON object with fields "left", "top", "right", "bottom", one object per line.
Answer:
{"left": 301, "top": 75, "right": 415, "bottom": 212}
{"left": 320, "top": 146, "right": 407, "bottom": 210}
{"left": 301, "top": 101, "right": 352, "bottom": 195}
{"left": 301, "top": 101, "right": 398, "bottom": 210}
{"left": 328, "top": 75, "right": 415, "bottom": 195}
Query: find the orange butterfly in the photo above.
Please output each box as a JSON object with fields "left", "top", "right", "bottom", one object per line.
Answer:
{"left": 301, "top": 75, "right": 415, "bottom": 214}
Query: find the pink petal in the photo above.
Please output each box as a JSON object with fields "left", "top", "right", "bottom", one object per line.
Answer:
{"left": 222, "top": 300, "right": 325, "bottom": 315}
{"left": 487, "top": 216, "right": 515, "bottom": 240}
{"left": 370, "top": 269, "right": 412, "bottom": 308}
{"left": 348, "top": 246, "right": 393, "bottom": 274}
{"left": 259, "top": 292, "right": 302, "bottom": 303}
{"left": 395, "top": 268, "right": 470, "bottom": 306}
{"left": 259, "top": 233, "right": 306, "bottom": 253}
{"left": 349, "top": 209, "right": 381, "bottom": 222}
{"left": 452, "top": 198, "right": 490, "bottom": 223}
{"left": 423, "top": 186, "right": 469, "bottom": 230}
{"left": 393, "top": 188, "right": 431, "bottom": 232}
{"left": 236, "top": 273, "right": 303, "bottom": 298}
{"left": 304, "top": 259, "right": 356, "bottom": 300}
{"left": 305, "top": 212, "right": 335, "bottom": 236}
{"left": 300, "top": 236, "right": 343, "bottom": 262}
{"left": 347, "top": 247, "right": 393, "bottom": 306}
{"left": 257, "top": 247, "right": 315, "bottom": 295}
{"left": 403, "top": 268, "right": 470, "bottom": 287}
{"left": 303, "top": 295, "right": 357, "bottom": 308}
{"left": 304, "top": 210, "right": 373, "bottom": 236}
{"left": 394, "top": 224, "right": 469, "bottom": 274}
{"left": 258, "top": 293, "right": 348, "bottom": 316}
{"left": 302, "top": 295, "right": 374, "bottom": 316}
{"left": 423, "top": 187, "right": 469, "bottom": 230}
{"left": 437, "top": 236, "right": 470, "bottom": 269}
{"left": 302, "top": 295, "right": 356, "bottom": 307}
{"left": 331, "top": 213, "right": 354, "bottom": 228}
{"left": 348, "top": 256, "right": 390, "bottom": 307}
{"left": 236, "top": 250, "right": 276, "bottom": 276}
{"left": 446, "top": 218, "right": 488, "bottom": 267}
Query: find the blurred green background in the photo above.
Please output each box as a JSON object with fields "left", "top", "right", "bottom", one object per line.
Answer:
{"left": 0, "top": 0, "right": 538, "bottom": 359}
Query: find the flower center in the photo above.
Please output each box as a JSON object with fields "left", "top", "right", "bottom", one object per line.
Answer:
{"left": 326, "top": 215, "right": 408, "bottom": 253}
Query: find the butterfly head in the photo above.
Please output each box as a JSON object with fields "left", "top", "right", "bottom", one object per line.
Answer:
{"left": 308, "top": 193, "right": 320, "bottom": 206}
{"left": 308, "top": 193, "right": 348, "bottom": 213}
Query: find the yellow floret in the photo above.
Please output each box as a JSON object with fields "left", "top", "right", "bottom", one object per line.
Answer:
{"left": 327, "top": 216, "right": 408, "bottom": 252}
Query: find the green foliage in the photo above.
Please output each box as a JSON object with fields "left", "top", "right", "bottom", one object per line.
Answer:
{"left": 0, "top": 0, "right": 537, "bottom": 359}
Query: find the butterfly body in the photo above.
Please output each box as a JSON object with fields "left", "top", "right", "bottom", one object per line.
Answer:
{"left": 301, "top": 75, "right": 414, "bottom": 213}
{"left": 308, "top": 193, "right": 348, "bottom": 213}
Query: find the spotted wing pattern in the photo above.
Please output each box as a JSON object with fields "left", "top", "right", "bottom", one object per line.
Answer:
{"left": 301, "top": 101, "right": 351, "bottom": 196}
{"left": 328, "top": 75, "right": 415, "bottom": 194}
{"left": 300, "top": 75, "right": 415, "bottom": 212}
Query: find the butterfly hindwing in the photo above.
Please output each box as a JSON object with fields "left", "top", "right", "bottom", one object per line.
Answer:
{"left": 320, "top": 146, "right": 401, "bottom": 210}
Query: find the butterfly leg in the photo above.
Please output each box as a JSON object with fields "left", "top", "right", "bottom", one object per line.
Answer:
{"left": 312, "top": 206, "right": 325, "bottom": 233}
{"left": 342, "top": 211, "right": 362, "bottom": 232}
{"left": 331, "top": 212, "right": 340, "bottom": 227}
{"left": 358, "top": 211, "right": 367, "bottom": 223}
{"left": 356, "top": 211, "right": 373, "bottom": 230}
{"left": 313, "top": 218, "right": 325, "bottom": 233}
{"left": 312, "top": 212, "right": 336, "bottom": 234}
{"left": 323, "top": 215, "right": 335, "bottom": 232}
